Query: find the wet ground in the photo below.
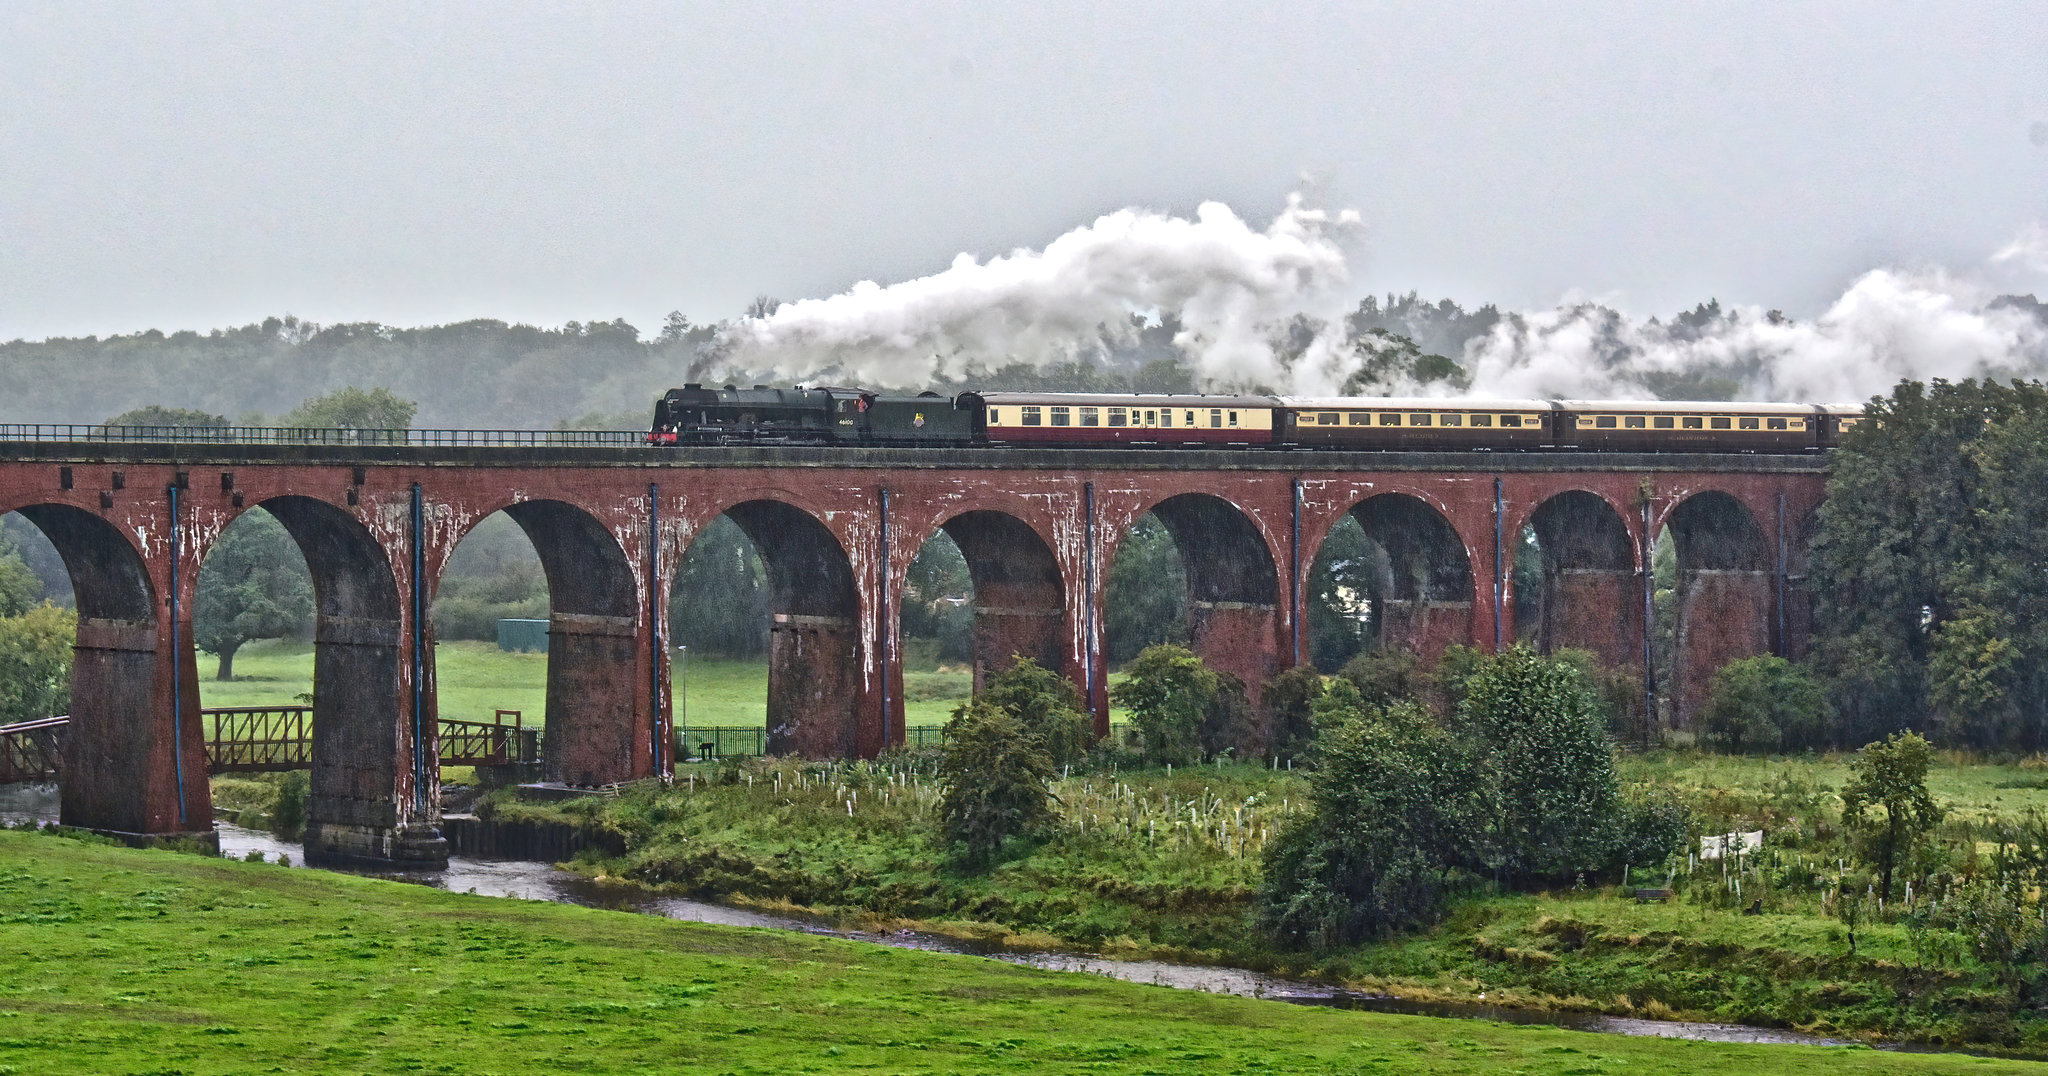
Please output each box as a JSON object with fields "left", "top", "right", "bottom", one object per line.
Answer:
{"left": 0, "top": 785, "right": 1890, "bottom": 1050}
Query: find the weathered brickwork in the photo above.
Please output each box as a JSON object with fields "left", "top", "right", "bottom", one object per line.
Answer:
{"left": 0, "top": 445, "right": 1828, "bottom": 865}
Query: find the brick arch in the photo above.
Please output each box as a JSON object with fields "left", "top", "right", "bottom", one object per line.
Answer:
{"left": 1338, "top": 492, "right": 1477, "bottom": 664}
{"left": 1658, "top": 490, "right": 1773, "bottom": 726}
{"left": 674, "top": 496, "right": 866, "bottom": 759}
{"left": 1101, "top": 490, "right": 1283, "bottom": 719}
{"left": 902, "top": 508, "right": 1067, "bottom": 692}
{"left": 439, "top": 499, "right": 643, "bottom": 785}
{"left": 9, "top": 502, "right": 210, "bottom": 838}
{"left": 249, "top": 494, "right": 439, "bottom": 866}
{"left": 1519, "top": 490, "right": 1643, "bottom": 674}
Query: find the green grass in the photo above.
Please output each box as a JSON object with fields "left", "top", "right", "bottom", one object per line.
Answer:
{"left": 0, "top": 830, "right": 2020, "bottom": 1076}
{"left": 200, "top": 643, "right": 978, "bottom": 730}
{"left": 1620, "top": 750, "right": 2048, "bottom": 828}
{"left": 510, "top": 751, "right": 2048, "bottom": 1051}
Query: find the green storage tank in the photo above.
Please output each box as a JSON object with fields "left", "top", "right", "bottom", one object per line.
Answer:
{"left": 496, "top": 618, "right": 549, "bottom": 653}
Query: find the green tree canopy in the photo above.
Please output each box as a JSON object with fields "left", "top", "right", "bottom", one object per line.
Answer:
{"left": 1110, "top": 644, "right": 1221, "bottom": 766}
{"left": 281, "top": 386, "right": 418, "bottom": 432}
{"left": 0, "top": 604, "right": 74, "bottom": 723}
{"left": 1840, "top": 730, "right": 1944, "bottom": 901}
{"left": 1810, "top": 378, "right": 2048, "bottom": 749}
{"left": 102, "top": 405, "right": 229, "bottom": 428}
{"left": 193, "top": 509, "right": 313, "bottom": 680}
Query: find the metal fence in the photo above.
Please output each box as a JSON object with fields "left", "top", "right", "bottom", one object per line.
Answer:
{"left": 674, "top": 722, "right": 1131, "bottom": 760}
{"left": 0, "top": 424, "right": 644, "bottom": 448}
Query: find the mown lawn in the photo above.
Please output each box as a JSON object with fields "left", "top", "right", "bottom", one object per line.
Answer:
{"left": 0, "top": 830, "right": 2020, "bottom": 1076}
{"left": 198, "top": 642, "right": 976, "bottom": 730}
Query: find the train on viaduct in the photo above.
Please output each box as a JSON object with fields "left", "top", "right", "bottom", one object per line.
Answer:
{"left": 0, "top": 429, "right": 1827, "bottom": 868}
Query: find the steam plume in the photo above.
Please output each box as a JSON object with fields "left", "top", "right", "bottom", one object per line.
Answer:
{"left": 727, "top": 195, "right": 1362, "bottom": 391}
{"left": 721, "top": 197, "right": 2048, "bottom": 402}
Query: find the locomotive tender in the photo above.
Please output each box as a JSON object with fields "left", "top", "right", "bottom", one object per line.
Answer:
{"left": 647, "top": 383, "right": 1865, "bottom": 452}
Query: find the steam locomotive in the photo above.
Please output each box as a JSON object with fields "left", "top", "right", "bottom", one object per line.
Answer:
{"left": 646, "top": 383, "right": 1865, "bottom": 453}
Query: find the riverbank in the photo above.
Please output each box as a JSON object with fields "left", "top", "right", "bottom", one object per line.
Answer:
{"left": 0, "top": 828, "right": 2025, "bottom": 1075}
{"left": 503, "top": 753, "right": 2048, "bottom": 1052}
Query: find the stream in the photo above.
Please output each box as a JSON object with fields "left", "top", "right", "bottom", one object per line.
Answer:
{"left": 0, "top": 784, "right": 1892, "bottom": 1050}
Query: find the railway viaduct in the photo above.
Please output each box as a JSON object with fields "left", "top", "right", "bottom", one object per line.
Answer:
{"left": 0, "top": 432, "right": 1828, "bottom": 867}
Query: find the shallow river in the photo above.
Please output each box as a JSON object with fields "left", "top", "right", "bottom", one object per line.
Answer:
{"left": 0, "top": 785, "right": 1901, "bottom": 1050}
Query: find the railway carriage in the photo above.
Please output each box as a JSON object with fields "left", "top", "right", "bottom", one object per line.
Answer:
{"left": 969, "top": 392, "right": 1276, "bottom": 446}
{"left": 1276, "top": 397, "right": 1554, "bottom": 450}
{"left": 1555, "top": 400, "right": 1824, "bottom": 453}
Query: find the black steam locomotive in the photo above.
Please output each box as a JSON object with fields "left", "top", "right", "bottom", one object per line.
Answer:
{"left": 647, "top": 383, "right": 1865, "bottom": 453}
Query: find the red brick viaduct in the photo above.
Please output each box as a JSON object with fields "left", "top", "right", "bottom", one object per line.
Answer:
{"left": 0, "top": 437, "right": 1828, "bottom": 867}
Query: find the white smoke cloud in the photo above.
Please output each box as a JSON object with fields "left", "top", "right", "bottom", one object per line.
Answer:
{"left": 1463, "top": 261, "right": 2048, "bottom": 402}
{"left": 726, "top": 195, "right": 1364, "bottom": 391}
{"left": 720, "top": 197, "right": 2048, "bottom": 403}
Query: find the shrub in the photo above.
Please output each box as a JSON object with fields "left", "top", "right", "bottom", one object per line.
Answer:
{"left": 1110, "top": 644, "right": 1218, "bottom": 766}
{"left": 271, "top": 771, "right": 309, "bottom": 840}
{"left": 937, "top": 698, "right": 1058, "bottom": 866}
{"left": 1700, "top": 655, "right": 1828, "bottom": 753}
{"left": 1336, "top": 648, "right": 1427, "bottom": 710}
{"left": 1261, "top": 699, "right": 1480, "bottom": 945}
{"left": 1460, "top": 646, "right": 1622, "bottom": 883}
{"left": 967, "top": 657, "right": 1093, "bottom": 766}
{"left": 1262, "top": 665, "right": 1325, "bottom": 762}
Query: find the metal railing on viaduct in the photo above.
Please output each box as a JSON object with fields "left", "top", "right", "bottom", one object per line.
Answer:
{"left": 0, "top": 426, "right": 1829, "bottom": 867}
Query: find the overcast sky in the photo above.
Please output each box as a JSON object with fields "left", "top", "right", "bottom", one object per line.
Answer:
{"left": 2, "top": 2, "right": 2044, "bottom": 343}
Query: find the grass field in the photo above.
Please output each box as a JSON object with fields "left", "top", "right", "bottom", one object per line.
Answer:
{"left": 0, "top": 829, "right": 2024, "bottom": 1076}
{"left": 199, "top": 641, "right": 975, "bottom": 729}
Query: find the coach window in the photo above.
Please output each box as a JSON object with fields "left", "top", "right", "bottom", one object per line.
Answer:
{"left": 1739, "top": 417, "right": 1760, "bottom": 430}
{"left": 1625, "top": 416, "right": 1646, "bottom": 429}
{"left": 1710, "top": 417, "right": 1731, "bottom": 430}
{"left": 1021, "top": 406, "right": 1041, "bottom": 426}
{"left": 1314, "top": 411, "right": 1333, "bottom": 425}
{"left": 1595, "top": 416, "right": 1617, "bottom": 429}
{"left": 1051, "top": 406, "right": 1071, "bottom": 427}
{"left": 986, "top": 409, "right": 1000, "bottom": 425}
{"left": 1080, "top": 407, "right": 1099, "bottom": 426}
{"left": 1108, "top": 407, "right": 1127, "bottom": 427}
{"left": 1469, "top": 414, "right": 1492, "bottom": 428}
{"left": 1438, "top": 413, "right": 1462, "bottom": 427}
{"left": 1140, "top": 410, "right": 1154, "bottom": 425}
{"left": 1682, "top": 416, "right": 1704, "bottom": 430}
{"left": 1227, "top": 411, "right": 1239, "bottom": 427}
{"left": 1408, "top": 413, "right": 1430, "bottom": 426}
{"left": 1766, "top": 417, "right": 1786, "bottom": 430}
{"left": 1184, "top": 410, "right": 1196, "bottom": 425}
{"left": 1653, "top": 416, "right": 1675, "bottom": 429}
{"left": 1498, "top": 415, "right": 1520, "bottom": 428}
{"left": 1378, "top": 413, "right": 1399, "bottom": 425}
{"left": 1348, "top": 412, "right": 1368, "bottom": 425}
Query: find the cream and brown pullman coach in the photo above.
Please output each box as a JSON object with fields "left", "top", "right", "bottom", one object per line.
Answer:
{"left": 971, "top": 393, "right": 1276, "bottom": 445}
{"left": 1555, "top": 401, "right": 1825, "bottom": 452}
{"left": 1276, "top": 397, "right": 1554, "bottom": 449}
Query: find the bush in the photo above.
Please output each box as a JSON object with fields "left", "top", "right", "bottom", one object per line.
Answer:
{"left": 967, "top": 657, "right": 1093, "bottom": 766}
{"left": 1110, "top": 645, "right": 1218, "bottom": 767}
{"left": 271, "top": 771, "right": 309, "bottom": 840}
{"left": 1262, "top": 665, "right": 1326, "bottom": 762}
{"left": 1336, "top": 648, "right": 1427, "bottom": 709}
{"left": 1461, "top": 646, "right": 1625, "bottom": 883}
{"left": 1700, "top": 655, "right": 1828, "bottom": 753}
{"left": 937, "top": 698, "right": 1058, "bottom": 866}
{"left": 1261, "top": 697, "right": 1480, "bottom": 945}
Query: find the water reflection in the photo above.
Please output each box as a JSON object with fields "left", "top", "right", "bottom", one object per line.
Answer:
{"left": 0, "top": 787, "right": 1875, "bottom": 1050}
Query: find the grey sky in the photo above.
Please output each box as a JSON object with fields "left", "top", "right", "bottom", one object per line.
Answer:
{"left": 2, "top": 2, "right": 2044, "bottom": 343}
